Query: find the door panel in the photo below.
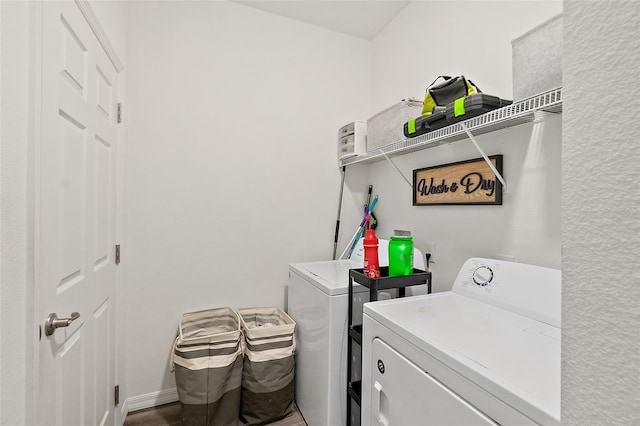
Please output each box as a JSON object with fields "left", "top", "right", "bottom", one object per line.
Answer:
{"left": 94, "top": 136, "right": 112, "bottom": 269}
{"left": 58, "top": 111, "right": 86, "bottom": 289}
{"left": 37, "top": 1, "right": 118, "bottom": 425}
{"left": 95, "top": 64, "right": 113, "bottom": 118}
{"left": 94, "top": 299, "right": 111, "bottom": 426}
{"left": 58, "top": 331, "right": 86, "bottom": 426}
{"left": 60, "top": 14, "right": 87, "bottom": 95}
{"left": 369, "top": 338, "right": 497, "bottom": 426}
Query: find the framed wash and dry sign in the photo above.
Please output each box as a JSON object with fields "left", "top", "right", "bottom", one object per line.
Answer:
{"left": 413, "top": 155, "right": 503, "bottom": 205}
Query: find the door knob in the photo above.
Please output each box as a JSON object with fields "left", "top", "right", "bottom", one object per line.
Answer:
{"left": 44, "top": 312, "right": 80, "bottom": 336}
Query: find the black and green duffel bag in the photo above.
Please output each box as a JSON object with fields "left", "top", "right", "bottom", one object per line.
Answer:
{"left": 421, "top": 75, "right": 481, "bottom": 116}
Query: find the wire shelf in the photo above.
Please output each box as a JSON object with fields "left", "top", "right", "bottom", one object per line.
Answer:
{"left": 340, "top": 87, "right": 562, "bottom": 166}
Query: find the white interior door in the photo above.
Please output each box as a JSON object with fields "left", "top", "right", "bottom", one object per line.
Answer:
{"left": 36, "top": 1, "right": 119, "bottom": 424}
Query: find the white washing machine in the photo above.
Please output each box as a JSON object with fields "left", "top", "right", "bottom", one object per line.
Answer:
{"left": 288, "top": 240, "right": 426, "bottom": 426}
{"left": 362, "top": 258, "right": 561, "bottom": 426}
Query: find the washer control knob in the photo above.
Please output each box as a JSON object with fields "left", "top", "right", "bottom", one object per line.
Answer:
{"left": 472, "top": 266, "right": 493, "bottom": 286}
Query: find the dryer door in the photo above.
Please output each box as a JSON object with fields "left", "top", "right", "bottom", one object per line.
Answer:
{"left": 369, "top": 338, "right": 498, "bottom": 426}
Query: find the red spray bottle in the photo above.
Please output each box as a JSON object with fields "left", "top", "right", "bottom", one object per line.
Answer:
{"left": 363, "top": 217, "right": 380, "bottom": 278}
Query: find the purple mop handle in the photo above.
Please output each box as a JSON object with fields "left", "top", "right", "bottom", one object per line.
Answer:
{"left": 347, "top": 195, "right": 379, "bottom": 257}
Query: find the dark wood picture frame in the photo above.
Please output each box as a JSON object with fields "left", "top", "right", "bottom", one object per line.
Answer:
{"left": 413, "top": 155, "right": 503, "bottom": 206}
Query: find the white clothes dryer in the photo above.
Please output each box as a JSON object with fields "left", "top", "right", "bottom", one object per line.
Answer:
{"left": 362, "top": 258, "right": 561, "bottom": 426}
{"left": 288, "top": 240, "right": 426, "bottom": 426}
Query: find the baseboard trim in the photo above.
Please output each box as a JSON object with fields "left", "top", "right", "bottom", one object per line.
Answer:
{"left": 125, "top": 388, "right": 179, "bottom": 413}
{"left": 119, "top": 399, "right": 129, "bottom": 426}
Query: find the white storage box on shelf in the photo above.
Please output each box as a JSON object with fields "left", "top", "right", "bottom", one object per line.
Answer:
{"left": 338, "top": 121, "right": 366, "bottom": 160}
{"left": 366, "top": 99, "right": 423, "bottom": 153}
{"left": 512, "top": 14, "right": 562, "bottom": 100}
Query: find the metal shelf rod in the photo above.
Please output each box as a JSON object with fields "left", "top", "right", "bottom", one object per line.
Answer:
{"left": 381, "top": 151, "right": 413, "bottom": 189}
{"left": 460, "top": 122, "right": 507, "bottom": 193}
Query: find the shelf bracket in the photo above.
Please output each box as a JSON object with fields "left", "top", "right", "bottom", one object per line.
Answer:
{"left": 460, "top": 122, "right": 507, "bottom": 193}
{"left": 381, "top": 151, "right": 413, "bottom": 189}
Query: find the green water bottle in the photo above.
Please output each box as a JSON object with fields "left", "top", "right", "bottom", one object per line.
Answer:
{"left": 388, "top": 236, "right": 413, "bottom": 277}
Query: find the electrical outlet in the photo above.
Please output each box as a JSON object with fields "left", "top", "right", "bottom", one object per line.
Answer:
{"left": 424, "top": 241, "right": 436, "bottom": 263}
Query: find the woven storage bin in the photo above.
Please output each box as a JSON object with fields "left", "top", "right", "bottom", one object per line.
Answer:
{"left": 238, "top": 307, "right": 296, "bottom": 425}
{"left": 366, "top": 99, "right": 423, "bottom": 152}
{"left": 172, "top": 307, "right": 243, "bottom": 426}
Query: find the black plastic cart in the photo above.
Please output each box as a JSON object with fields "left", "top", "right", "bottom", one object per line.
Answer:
{"left": 347, "top": 267, "right": 432, "bottom": 426}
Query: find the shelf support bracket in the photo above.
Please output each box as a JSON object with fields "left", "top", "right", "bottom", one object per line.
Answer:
{"left": 381, "top": 151, "right": 413, "bottom": 189}
{"left": 460, "top": 122, "right": 507, "bottom": 193}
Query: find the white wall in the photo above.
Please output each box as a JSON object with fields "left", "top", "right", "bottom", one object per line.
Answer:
{"left": 0, "top": 2, "right": 33, "bottom": 424}
{"left": 371, "top": 1, "right": 563, "bottom": 111}
{"left": 562, "top": 1, "right": 640, "bottom": 423}
{"left": 369, "top": 117, "right": 562, "bottom": 290}
{"left": 362, "top": 1, "right": 563, "bottom": 290}
{"left": 124, "top": 1, "right": 371, "bottom": 401}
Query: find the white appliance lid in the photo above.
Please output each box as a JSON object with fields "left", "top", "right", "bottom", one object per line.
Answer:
{"left": 364, "top": 292, "right": 560, "bottom": 424}
{"left": 289, "top": 260, "right": 368, "bottom": 296}
{"left": 288, "top": 239, "right": 426, "bottom": 297}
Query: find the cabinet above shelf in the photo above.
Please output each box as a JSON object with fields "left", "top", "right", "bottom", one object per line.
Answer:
{"left": 340, "top": 87, "right": 562, "bottom": 167}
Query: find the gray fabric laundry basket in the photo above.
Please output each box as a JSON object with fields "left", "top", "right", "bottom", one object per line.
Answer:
{"left": 237, "top": 307, "right": 296, "bottom": 425}
{"left": 171, "top": 307, "right": 243, "bottom": 426}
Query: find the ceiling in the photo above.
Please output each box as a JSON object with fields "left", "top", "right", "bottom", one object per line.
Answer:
{"left": 232, "top": 1, "right": 411, "bottom": 40}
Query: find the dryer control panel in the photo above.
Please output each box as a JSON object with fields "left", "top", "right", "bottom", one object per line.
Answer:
{"left": 456, "top": 259, "right": 503, "bottom": 289}
{"left": 472, "top": 265, "right": 494, "bottom": 287}
{"left": 452, "top": 258, "right": 561, "bottom": 327}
